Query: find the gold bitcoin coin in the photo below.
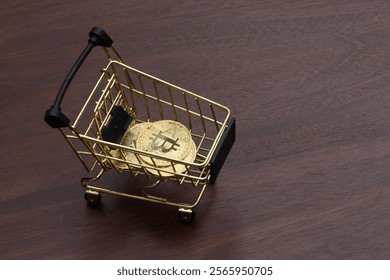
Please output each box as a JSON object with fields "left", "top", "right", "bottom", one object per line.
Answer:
{"left": 145, "top": 140, "right": 197, "bottom": 177}
{"left": 136, "top": 120, "right": 192, "bottom": 167}
{"left": 110, "top": 122, "right": 151, "bottom": 169}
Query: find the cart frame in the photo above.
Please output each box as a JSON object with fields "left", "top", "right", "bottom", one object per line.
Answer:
{"left": 45, "top": 27, "right": 235, "bottom": 222}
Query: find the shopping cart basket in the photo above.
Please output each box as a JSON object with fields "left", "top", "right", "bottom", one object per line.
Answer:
{"left": 44, "top": 27, "right": 235, "bottom": 223}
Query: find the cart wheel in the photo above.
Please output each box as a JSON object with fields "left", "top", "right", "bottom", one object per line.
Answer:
{"left": 84, "top": 190, "right": 101, "bottom": 206}
{"left": 178, "top": 208, "right": 195, "bottom": 224}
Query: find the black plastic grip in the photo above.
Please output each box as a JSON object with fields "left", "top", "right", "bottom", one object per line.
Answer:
{"left": 44, "top": 27, "right": 113, "bottom": 128}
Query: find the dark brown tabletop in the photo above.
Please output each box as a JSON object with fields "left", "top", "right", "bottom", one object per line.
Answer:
{"left": 1, "top": 0, "right": 390, "bottom": 259}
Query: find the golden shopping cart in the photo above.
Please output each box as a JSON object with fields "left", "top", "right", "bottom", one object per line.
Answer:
{"left": 44, "top": 27, "right": 235, "bottom": 223}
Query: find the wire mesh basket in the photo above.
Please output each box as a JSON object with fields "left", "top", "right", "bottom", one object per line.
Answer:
{"left": 45, "top": 27, "right": 235, "bottom": 223}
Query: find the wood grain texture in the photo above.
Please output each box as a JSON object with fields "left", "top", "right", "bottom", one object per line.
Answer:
{"left": 1, "top": 0, "right": 390, "bottom": 259}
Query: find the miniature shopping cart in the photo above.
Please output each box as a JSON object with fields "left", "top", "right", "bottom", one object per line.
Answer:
{"left": 44, "top": 27, "right": 235, "bottom": 223}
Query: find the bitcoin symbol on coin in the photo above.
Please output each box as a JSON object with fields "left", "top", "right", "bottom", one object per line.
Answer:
{"left": 150, "top": 130, "right": 180, "bottom": 153}
{"left": 137, "top": 120, "right": 192, "bottom": 166}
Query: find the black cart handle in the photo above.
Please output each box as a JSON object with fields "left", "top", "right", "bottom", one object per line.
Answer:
{"left": 44, "top": 27, "right": 113, "bottom": 128}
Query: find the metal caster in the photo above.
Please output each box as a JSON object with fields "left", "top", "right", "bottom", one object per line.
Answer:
{"left": 84, "top": 190, "right": 101, "bottom": 206}
{"left": 178, "top": 208, "right": 195, "bottom": 224}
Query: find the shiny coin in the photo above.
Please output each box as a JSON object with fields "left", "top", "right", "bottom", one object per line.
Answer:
{"left": 145, "top": 140, "right": 197, "bottom": 177}
{"left": 136, "top": 120, "right": 192, "bottom": 167}
{"left": 110, "top": 122, "right": 150, "bottom": 169}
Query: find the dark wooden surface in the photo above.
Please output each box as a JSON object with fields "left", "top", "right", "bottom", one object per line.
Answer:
{"left": 2, "top": 0, "right": 390, "bottom": 259}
